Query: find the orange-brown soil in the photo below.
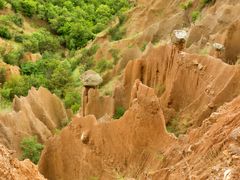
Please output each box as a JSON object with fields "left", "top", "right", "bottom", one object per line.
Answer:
{"left": 0, "top": 144, "right": 46, "bottom": 180}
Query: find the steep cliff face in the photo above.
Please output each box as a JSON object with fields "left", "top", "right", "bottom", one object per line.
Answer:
{"left": 147, "top": 95, "right": 240, "bottom": 179}
{"left": 39, "top": 81, "right": 175, "bottom": 179}
{"left": 0, "top": 144, "right": 46, "bottom": 180}
{"left": 0, "top": 87, "right": 68, "bottom": 156}
{"left": 115, "top": 44, "right": 240, "bottom": 127}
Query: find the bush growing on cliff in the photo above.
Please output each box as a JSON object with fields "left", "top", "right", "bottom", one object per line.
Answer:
{"left": 20, "top": 136, "right": 44, "bottom": 164}
{"left": 113, "top": 106, "right": 125, "bottom": 119}
{"left": 180, "top": 0, "right": 193, "bottom": 10}
{"left": 0, "top": 26, "right": 11, "bottom": 39}
{"left": 191, "top": 10, "right": 200, "bottom": 23}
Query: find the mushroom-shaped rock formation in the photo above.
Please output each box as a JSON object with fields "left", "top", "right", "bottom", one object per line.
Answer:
{"left": 212, "top": 43, "right": 225, "bottom": 59}
{"left": 213, "top": 43, "right": 225, "bottom": 51}
{"left": 82, "top": 70, "right": 103, "bottom": 87}
{"left": 171, "top": 30, "right": 188, "bottom": 50}
{"left": 81, "top": 70, "right": 114, "bottom": 118}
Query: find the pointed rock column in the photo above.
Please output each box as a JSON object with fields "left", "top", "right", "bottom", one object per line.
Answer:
{"left": 81, "top": 70, "right": 103, "bottom": 117}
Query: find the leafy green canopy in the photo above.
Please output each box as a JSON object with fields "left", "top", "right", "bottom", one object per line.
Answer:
{"left": 7, "top": 0, "right": 131, "bottom": 49}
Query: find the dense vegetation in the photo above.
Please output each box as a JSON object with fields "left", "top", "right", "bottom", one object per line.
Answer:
{"left": 7, "top": 0, "right": 131, "bottom": 49}
{"left": 20, "top": 136, "right": 44, "bottom": 164}
{"left": 0, "top": 0, "right": 131, "bottom": 113}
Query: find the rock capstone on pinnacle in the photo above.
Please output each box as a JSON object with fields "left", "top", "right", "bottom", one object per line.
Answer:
{"left": 82, "top": 70, "right": 103, "bottom": 87}
{"left": 171, "top": 30, "right": 188, "bottom": 44}
{"left": 213, "top": 43, "right": 225, "bottom": 51}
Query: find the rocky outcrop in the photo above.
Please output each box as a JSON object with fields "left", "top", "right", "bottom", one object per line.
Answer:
{"left": 0, "top": 144, "right": 46, "bottom": 180}
{"left": 115, "top": 44, "right": 240, "bottom": 126}
{"left": 39, "top": 81, "right": 175, "bottom": 180}
{"left": 0, "top": 87, "right": 68, "bottom": 156}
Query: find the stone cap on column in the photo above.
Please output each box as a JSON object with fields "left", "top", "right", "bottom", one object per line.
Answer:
{"left": 213, "top": 43, "right": 225, "bottom": 51}
{"left": 81, "top": 70, "right": 103, "bottom": 87}
{"left": 171, "top": 30, "right": 188, "bottom": 44}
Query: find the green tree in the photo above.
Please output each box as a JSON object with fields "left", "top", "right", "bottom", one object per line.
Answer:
{"left": 64, "top": 90, "right": 81, "bottom": 113}
{"left": 23, "top": 29, "right": 60, "bottom": 53}
{"left": 19, "top": 0, "right": 37, "bottom": 17}
{"left": 0, "top": 0, "right": 6, "bottom": 9}
{"left": 50, "top": 60, "right": 73, "bottom": 96}
{"left": 0, "top": 75, "right": 30, "bottom": 100}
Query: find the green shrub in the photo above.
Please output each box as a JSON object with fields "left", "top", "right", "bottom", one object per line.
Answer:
{"left": 10, "top": 1, "right": 20, "bottom": 12}
{"left": 140, "top": 41, "right": 148, "bottom": 52}
{"left": 0, "top": 0, "right": 6, "bottom": 9}
{"left": 0, "top": 67, "right": 6, "bottom": 84}
{"left": 23, "top": 29, "right": 60, "bottom": 53}
{"left": 180, "top": 0, "right": 193, "bottom": 10}
{"left": 14, "top": 34, "right": 24, "bottom": 43}
{"left": 9, "top": 14, "right": 23, "bottom": 27}
{"left": 95, "top": 59, "right": 113, "bottom": 73}
{"left": 113, "top": 106, "right": 125, "bottom": 119}
{"left": 19, "top": 0, "right": 37, "bottom": 17}
{"left": 20, "top": 136, "right": 44, "bottom": 164}
{"left": 191, "top": 10, "right": 200, "bottom": 22}
{"left": 0, "top": 75, "right": 30, "bottom": 100}
{"left": 0, "top": 26, "right": 11, "bottom": 39}
{"left": 64, "top": 90, "right": 81, "bottom": 113}
{"left": 3, "top": 49, "right": 23, "bottom": 66}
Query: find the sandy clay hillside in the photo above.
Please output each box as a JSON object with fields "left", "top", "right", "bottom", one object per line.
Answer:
{"left": 1, "top": 0, "right": 240, "bottom": 179}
